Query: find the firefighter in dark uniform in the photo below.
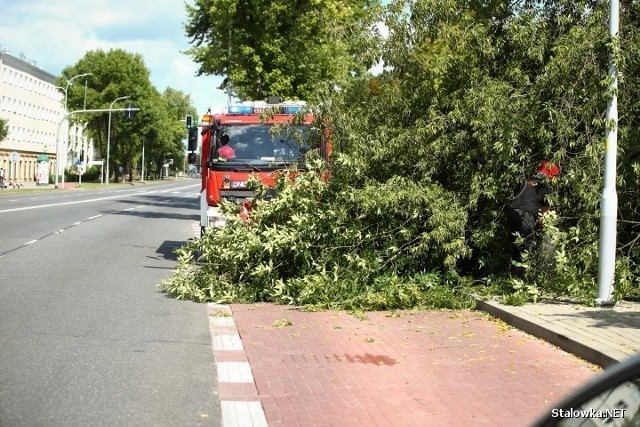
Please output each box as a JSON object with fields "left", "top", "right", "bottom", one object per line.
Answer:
{"left": 506, "top": 161, "right": 560, "bottom": 278}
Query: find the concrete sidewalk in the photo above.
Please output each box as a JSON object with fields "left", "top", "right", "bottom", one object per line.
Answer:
{"left": 476, "top": 297, "right": 640, "bottom": 368}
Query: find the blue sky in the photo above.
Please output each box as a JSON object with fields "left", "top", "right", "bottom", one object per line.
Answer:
{"left": 0, "top": 0, "right": 228, "bottom": 114}
{"left": 0, "top": 0, "right": 388, "bottom": 113}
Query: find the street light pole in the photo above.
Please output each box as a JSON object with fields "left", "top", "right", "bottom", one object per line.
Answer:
{"left": 64, "top": 73, "right": 90, "bottom": 111}
{"left": 83, "top": 79, "right": 89, "bottom": 110}
{"left": 106, "top": 95, "right": 130, "bottom": 185}
{"left": 54, "top": 86, "right": 67, "bottom": 187}
{"left": 596, "top": 0, "right": 620, "bottom": 306}
{"left": 59, "top": 72, "right": 92, "bottom": 188}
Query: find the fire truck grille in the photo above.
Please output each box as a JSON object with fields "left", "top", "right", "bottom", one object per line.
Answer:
{"left": 220, "top": 190, "right": 256, "bottom": 202}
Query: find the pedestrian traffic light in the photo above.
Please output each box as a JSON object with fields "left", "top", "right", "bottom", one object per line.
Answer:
{"left": 188, "top": 127, "right": 198, "bottom": 151}
{"left": 185, "top": 115, "right": 193, "bottom": 129}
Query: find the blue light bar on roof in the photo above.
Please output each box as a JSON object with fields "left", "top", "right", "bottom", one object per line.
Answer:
{"left": 281, "top": 105, "right": 302, "bottom": 114}
{"left": 224, "top": 100, "right": 307, "bottom": 115}
{"left": 228, "top": 105, "right": 254, "bottom": 114}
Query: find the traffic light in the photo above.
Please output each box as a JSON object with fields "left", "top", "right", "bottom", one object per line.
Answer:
{"left": 188, "top": 127, "right": 198, "bottom": 151}
{"left": 124, "top": 103, "right": 137, "bottom": 120}
{"left": 185, "top": 115, "right": 193, "bottom": 129}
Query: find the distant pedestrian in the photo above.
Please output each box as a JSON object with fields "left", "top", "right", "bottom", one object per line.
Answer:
{"left": 506, "top": 161, "right": 560, "bottom": 278}
{"left": 0, "top": 167, "right": 4, "bottom": 188}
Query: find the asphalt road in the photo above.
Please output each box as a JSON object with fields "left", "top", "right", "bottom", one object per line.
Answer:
{"left": 0, "top": 180, "right": 220, "bottom": 426}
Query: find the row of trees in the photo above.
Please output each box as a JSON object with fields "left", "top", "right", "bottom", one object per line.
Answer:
{"left": 61, "top": 49, "right": 197, "bottom": 182}
{"left": 162, "top": 0, "right": 640, "bottom": 307}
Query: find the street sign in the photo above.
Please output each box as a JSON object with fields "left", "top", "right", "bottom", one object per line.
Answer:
{"left": 9, "top": 151, "right": 20, "bottom": 163}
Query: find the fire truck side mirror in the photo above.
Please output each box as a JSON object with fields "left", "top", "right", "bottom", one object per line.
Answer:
{"left": 188, "top": 127, "right": 198, "bottom": 152}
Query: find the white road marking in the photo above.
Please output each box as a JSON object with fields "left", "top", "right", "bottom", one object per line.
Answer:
{"left": 0, "top": 184, "right": 199, "bottom": 214}
{"left": 24, "top": 240, "right": 38, "bottom": 245}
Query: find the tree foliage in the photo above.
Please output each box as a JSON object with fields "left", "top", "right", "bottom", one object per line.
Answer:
{"left": 184, "top": 0, "right": 384, "bottom": 100}
{"left": 61, "top": 49, "right": 196, "bottom": 181}
{"left": 161, "top": 159, "right": 474, "bottom": 310}
{"left": 164, "top": 0, "right": 640, "bottom": 307}
{"left": 326, "top": 0, "right": 640, "bottom": 302}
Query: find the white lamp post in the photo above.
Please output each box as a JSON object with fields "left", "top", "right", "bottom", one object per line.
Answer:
{"left": 106, "top": 96, "right": 130, "bottom": 185}
{"left": 56, "top": 73, "right": 92, "bottom": 188}
{"left": 596, "top": 0, "right": 620, "bottom": 306}
{"left": 53, "top": 86, "right": 66, "bottom": 188}
{"left": 64, "top": 73, "right": 91, "bottom": 111}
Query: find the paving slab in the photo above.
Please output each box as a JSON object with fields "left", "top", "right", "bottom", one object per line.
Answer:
{"left": 216, "top": 303, "right": 601, "bottom": 426}
{"left": 476, "top": 298, "right": 640, "bottom": 368}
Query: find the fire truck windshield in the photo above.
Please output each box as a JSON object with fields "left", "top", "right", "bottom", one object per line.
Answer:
{"left": 221, "top": 124, "right": 309, "bottom": 163}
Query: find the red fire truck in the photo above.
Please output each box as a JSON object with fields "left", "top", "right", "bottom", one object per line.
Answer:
{"left": 187, "top": 98, "right": 324, "bottom": 234}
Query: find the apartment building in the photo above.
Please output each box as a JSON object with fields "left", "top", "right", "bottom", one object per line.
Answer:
{"left": 0, "top": 49, "right": 92, "bottom": 185}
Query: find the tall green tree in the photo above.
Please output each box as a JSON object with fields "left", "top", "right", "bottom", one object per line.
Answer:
{"left": 184, "top": 0, "right": 384, "bottom": 100}
{"left": 139, "top": 89, "right": 195, "bottom": 180}
{"left": 61, "top": 49, "right": 154, "bottom": 182}
{"left": 163, "top": 88, "right": 197, "bottom": 123}
{"left": 325, "top": 0, "right": 640, "bottom": 300}
{"left": 61, "top": 49, "right": 196, "bottom": 182}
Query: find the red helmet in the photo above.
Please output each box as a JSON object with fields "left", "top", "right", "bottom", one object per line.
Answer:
{"left": 537, "top": 161, "right": 560, "bottom": 179}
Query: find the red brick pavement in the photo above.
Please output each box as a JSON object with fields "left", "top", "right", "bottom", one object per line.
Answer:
{"left": 229, "top": 304, "right": 601, "bottom": 427}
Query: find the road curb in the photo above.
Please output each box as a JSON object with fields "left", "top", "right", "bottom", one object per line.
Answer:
{"left": 208, "top": 302, "right": 268, "bottom": 427}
